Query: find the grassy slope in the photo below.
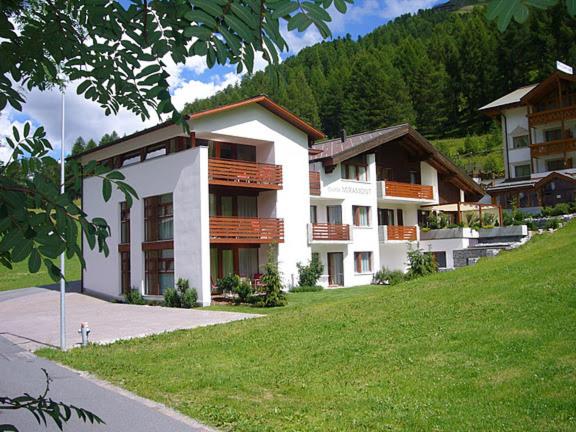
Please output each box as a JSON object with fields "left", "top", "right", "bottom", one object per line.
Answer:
{"left": 42, "top": 222, "right": 576, "bottom": 431}
{"left": 0, "top": 255, "right": 80, "bottom": 291}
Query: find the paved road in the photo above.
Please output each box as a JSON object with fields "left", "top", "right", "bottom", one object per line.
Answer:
{"left": 0, "top": 336, "right": 216, "bottom": 431}
{"left": 0, "top": 287, "right": 259, "bottom": 350}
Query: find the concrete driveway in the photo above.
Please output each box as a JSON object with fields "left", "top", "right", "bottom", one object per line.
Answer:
{"left": 0, "top": 287, "right": 259, "bottom": 351}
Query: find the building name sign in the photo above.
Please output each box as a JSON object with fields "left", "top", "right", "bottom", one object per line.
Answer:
{"left": 326, "top": 185, "right": 372, "bottom": 195}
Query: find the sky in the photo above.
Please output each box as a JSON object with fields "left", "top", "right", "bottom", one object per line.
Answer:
{"left": 0, "top": 0, "right": 443, "bottom": 162}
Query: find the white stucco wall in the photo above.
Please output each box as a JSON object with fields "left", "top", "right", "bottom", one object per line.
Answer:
{"left": 83, "top": 148, "right": 205, "bottom": 300}
{"left": 502, "top": 106, "right": 530, "bottom": 179}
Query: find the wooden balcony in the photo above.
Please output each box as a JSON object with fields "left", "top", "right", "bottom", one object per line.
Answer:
{"left": 309, "top": 171, "right": 321, "bottom": 196}
{"left": 310, "top": 223, "right": 350, "bottom": 241}
{"left": 210, "top": 216, "right": 284, "bottom": 244}
{"left": 383, "top": 225, "right": 418, "bottom": 242}
{"left": 208, "top": 158, "right": 283, "bottom": 190}
{"left": 379, "top": 181, "right": 434, "bottom": 201}
{"left": 530, "top": 138, "right": 576, "bottom": 158}
{"left": 528, "top": 105, "right": 576, "bottom": 127}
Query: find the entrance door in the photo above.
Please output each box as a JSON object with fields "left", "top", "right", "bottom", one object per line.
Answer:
{"left": 327, "top": 252, "right": 344, "bottom": 286}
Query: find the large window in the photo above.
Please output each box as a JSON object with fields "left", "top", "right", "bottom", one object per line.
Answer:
{"left": 546, "top": 159, "right": 567, "bottom": 171}
{"left": 353, "top": 206, "right": 370, "bottom": 227}
{"left": 208, "top": 141, "right": 256, "bottom": 161}
{"left": 145, "top": 249, "right": 174, "bottom": 295}
{"left": 378, "top": 208, "right": 403, "bottom": 226}
{"left": 145, "top": 194, "right": 173, "bottom": 241}
{"left": 514, "top": 164, "right": 531, "bottom": 178}
{"left": 310, "top": 205, "right": 318, "bottom": 224}
{"left": 327, "top": 205, "right": 342, "bottom": 224}
{"left": 512, "top": 135, "right": 529, "bottom": 149}
{"left": 209, "top": 193, "right": 258, "bottom": 217}
{"left": 341, "top": 155, "right": 368, "bottom": 181}
{"left": 545, "top": 128, "right": 562, "bottom": 142}
{"left": 120, "top": 202, "right": 130, "bottom": 244}
{"left": 354, "top": 252, "right": 372, "bottom": 273}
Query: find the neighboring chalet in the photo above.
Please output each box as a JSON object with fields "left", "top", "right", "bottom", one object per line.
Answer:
{"left": 76, "top": 96, "right": 487, "bottom": 305}
{"left": 480, "top": 70, "right": 576, "bottom": 211}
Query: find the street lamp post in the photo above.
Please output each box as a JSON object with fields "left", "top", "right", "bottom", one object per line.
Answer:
{"left": 59, "top": 90, "right": 66, "bottom": 351}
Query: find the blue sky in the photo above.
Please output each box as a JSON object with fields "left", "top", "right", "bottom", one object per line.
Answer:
{"left": 0, "top": 0, "right": 444, "bottom": 162}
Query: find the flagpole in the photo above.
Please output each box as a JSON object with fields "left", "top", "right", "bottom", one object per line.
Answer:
{"left": 59, "top": 89, "right": 66, "bottom": 351}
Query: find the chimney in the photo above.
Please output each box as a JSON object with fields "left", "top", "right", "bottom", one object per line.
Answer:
{"left": 340, "top": 129, "right": 347, "bottom": 142}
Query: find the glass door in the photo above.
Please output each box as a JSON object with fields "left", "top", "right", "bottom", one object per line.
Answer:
{"left": 327, "top": 252, "right": 344, "bottom": 286}
{"left": 327, "top": 206, "right": 342, "bottom": 224}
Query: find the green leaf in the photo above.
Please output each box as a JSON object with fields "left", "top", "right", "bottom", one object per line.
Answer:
{"left": 334, "top": 0, "right": 348, "bottom": 14}
{"left": 102, "top": 179, "right": 112, "bottom": 202}
{"left": 11, "top": 239, "right": 33, "bottom": 262}
{"left": 272, "top": 2, "right": 300, "bottom": 19}
{"left": 76, "top": 80, "right": 92, "bottom": 95}
{"left": 28, "top": 248, "right": 41, "bottom": 273}
{"left": 567, "top": 0, "right": 576, "bottom": 16}
{"left": 106, "top": 171, "right": 125, "bottom": 180}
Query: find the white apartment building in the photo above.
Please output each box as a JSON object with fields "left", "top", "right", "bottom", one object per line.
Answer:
{"left": 78, "top": 96, "right": 484, "bottom": 305}
{"left": 480, "top": 70, "right": 576, "bottom": 211}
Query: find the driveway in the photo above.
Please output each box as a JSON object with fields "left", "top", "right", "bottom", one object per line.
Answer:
{"left": 0, "top": 336, "right": 216, "bottom": 431}
{"left": 0, "top": 287, "right": 259, "bottom": 351}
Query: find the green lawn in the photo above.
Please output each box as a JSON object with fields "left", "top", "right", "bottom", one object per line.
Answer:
{"left": 41, "top": 222, "right": 576, "bottom": 431}
{"left": 0, "top": 255, "right": 80, "bottom": 291}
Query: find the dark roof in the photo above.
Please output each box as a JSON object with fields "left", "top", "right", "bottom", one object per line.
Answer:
{"left": 310, "top": 124, "right": 485, "bottom": 197}
{"left": 73, "top": 95, "right": 324, "bottom": 159}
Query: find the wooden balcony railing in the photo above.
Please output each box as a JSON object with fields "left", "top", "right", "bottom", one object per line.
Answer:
{"left": 311, "top": 223, "right": 350, "bottom": 241}
{"left": 528, "top": 105, "right": 576, "bottom": 126}
{"left": 208, "top": 158, "right": 283, "bottom": 189}
{"left": 210, "top": 216, "right": 284, "bottom": 244}
{"left": 386, "top": 225, "right": 417, "bottom": 241}
{"left": 381, "top": 181, "right": 434, "bottom": 200}
{"left": 309, "top": 171, "right": 321, "bottom": 196}
{"left": 530, "top": 138, "right": 576, "bottom": 158}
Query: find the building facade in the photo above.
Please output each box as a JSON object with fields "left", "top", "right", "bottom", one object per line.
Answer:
{"left": 78, "top": 97, "right": 484, "bottom": 305}
{"left": 480, "top": 71, "right": 576, "bottom": 211}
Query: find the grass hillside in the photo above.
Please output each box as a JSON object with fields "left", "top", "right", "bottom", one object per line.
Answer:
{"left": 42, "top": 222, "right": 576, "bottom": 431}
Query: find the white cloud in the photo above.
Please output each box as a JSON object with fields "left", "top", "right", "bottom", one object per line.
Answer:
{"left": 0, "top": 110, "right": 27, "bottom": 163}
{"left": 171, "top": 72, "right": 241, "bottom": 111}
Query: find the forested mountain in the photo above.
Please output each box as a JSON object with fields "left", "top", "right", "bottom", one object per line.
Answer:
{"left": 183, "top": 2, "right": 576, "bottom": 140}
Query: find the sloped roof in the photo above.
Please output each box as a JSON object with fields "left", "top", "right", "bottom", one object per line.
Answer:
{"left": 478, "top": 84, "right": 537, "bottom": 114}
{"left": 73, "top": 95, "right": 324, "bottom": 159}
{"left": 520, "top": 71, "right": 576, "bottom": 104}
{"left": 310, "top": 124, "right": 485, "bottom": 197}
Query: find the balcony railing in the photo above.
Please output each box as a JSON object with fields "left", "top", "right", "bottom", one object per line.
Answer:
{"left": 208, "top": 158, "right": 283, "bottom": 189}
{"left": 528, "top": 105, "right": 576, "bottom": 126}
{"left": 530, "top": 138, "right": 576, "bottom": 158}
{"left": 309, "top": 171, "right": 321, "bottom": 196}
{"left": 379, "top": 181, "right": 434, "bottom": 201}
{"left": 380, "top": 225, "right": 418, "bottom": 242}
{"left": 310, "top": 223, "right": 350, "bottom": 241}
{"left": 210, "top": 216, "right": 284, "bottom": 244}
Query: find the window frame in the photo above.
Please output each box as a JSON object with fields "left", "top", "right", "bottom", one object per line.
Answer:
{"left": 514, "top": 164, "right": 531, "bottom": 178}
{"left": 341, "top": 155, "right": 368, "bottom": 182}
{"left": 352, "top": 206, "right": 370, "bottom": 227}
{"left": 145, "top": 248, "right": 174, "bottom": 296}
{"left": 511, "top": 135, "right": 529, "bottom": 149}
{"left": 354, "top": 251, "right": 372, "bottom": 274}
{"left": 144, "top": 193, "right": 174, "bottom": 242}
{"left": 120, "top": 201, "right": 130, "bottom": 244}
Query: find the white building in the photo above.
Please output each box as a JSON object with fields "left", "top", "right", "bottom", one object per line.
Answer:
{"left": 78, "top": 96, "right": 485, "bottom": 305}
{"left": 480, "top": 70, "right": 576, "bottom": 212}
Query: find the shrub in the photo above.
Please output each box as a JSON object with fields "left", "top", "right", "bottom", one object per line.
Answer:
{"left": 550, "top": 203, "right": 571, "bottom": 216}
{"left": 216, "top": 274, "right": 240, "bottom": 294}
{"left": 260, "top": 247, "right": 287, "bottom": 307}
{"left": 233, "top": 278, "right": 254, "bottom": 304}
{"left": 290, "top": 285, "right": 323, "bottom": 293}
{"left": 407, "top": 246, "right": 437, "bottom": 278}
{"left": 464, "top": 213, "right": 480, "bottom": 229}
{"left": 482, "top": 212, "right": 497, "bottom": 227}
{"left": 297, "top": 254, "right": 324, "bottom": 287}
{"left": 125, "top": 288, "right": 146, "bottom": 305}
{"left": 373, "top": 268, "right": 406, "bottom": 286}
{"left": 426, "top": 212, "right": 449, "bottom": 230}
{"left": 544, "top": 218, "right": 560, "bottom": 230}
{"left": 163, "top": 287, "right": 180, "bottom": 308}
{"left": 180, "top": 287, "right": 198, "bottom": 308}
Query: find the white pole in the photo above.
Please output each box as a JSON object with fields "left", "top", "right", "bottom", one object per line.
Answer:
{"left": 59, "top": 90, "right": 66, "bottom": 351}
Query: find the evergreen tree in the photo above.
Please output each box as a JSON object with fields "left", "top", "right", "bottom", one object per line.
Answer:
{"left": 99, "top": 131, "right": 119, "bottom": 146}
{"left": 85, "top": 139, "right": 97, "bottom": 151}
{"left": 71, "top": 137, "right": 86, "bottom": 156}
{"left": 342, "top": 52, "right": 415, "bottom": 134}
{"left": 285, "top": 67, "right": 321, "bottom": 127}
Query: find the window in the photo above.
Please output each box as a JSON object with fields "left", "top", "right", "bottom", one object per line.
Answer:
{"left": 354, "top": 252, "right": 372, "bottom": 273}
{"left": 545, "top": 128, "right": 562, "bottom": 142}
{"left": 409, "top": 171, "right": 418, "bottom": 184}
{"left": 120, "top": 251, "right": 130, "bottom": 294}
{"left": 146, "top": 142, "right": 167, "bottom": 160}
{"left": 353, "top": 206, "right": 370, "bottom": 226}
{"left": 208, "top": 141, "right": 256, "bottom": 161}
{"left": 145, "top": 249, "right": 174, "bottom": 295}
{"left": 430, "top": 251, "right": 447, "bottom": 269}
{"left": 327, "top": 205, "right": 342, "bottom": 224}
{"left": 120, "top": 202, "right": 130, "bottom": 244}
{"left": 378, "top": 209, "right": 395, "bottom": 226}
{"left": 121, "top": 152, "right": 140, "bottom": 167}
{"left": 310, "top": 205, "right": 318, "bottom": 224}
{"left": 341, "top": 155, "right": 368, "bottom": 181}
{"left": 512, "top": 135, "right": 529, "bottom": 149}
{"left": 209, "top": 193, "right": 258, "bottom": 217}
{"left": 378, "top": 167, "right": 393, "bottom": 181}
{"left": 546, "top": 159, "right": 566, "bottom": 171}
{"left": 514, "top": 164, "right": 531, "bottom": 178}
{"left": 144, "top": 193, "right": 173, "bottom": 241}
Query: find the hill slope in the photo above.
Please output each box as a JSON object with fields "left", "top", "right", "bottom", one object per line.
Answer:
{"left": 44, "top": 222, "right": 576, "bottom": 431}
{"left": 183, "top": 4, "right": 576, "bottom": 141}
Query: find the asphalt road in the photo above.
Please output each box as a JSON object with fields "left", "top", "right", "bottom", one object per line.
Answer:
{"left": 0, "top": 336, "right": 216, "bottom": 432}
